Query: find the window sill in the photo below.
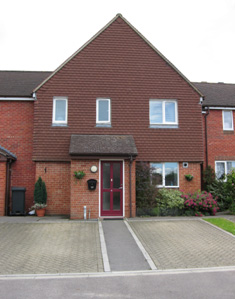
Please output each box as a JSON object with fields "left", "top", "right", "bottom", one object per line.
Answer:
{"left": 223, "top": 130, "right": 234, "bottom": 134}
{"left": 157, "top": 186, "right": 179, "bottom": 188}
{"left": 96, "top": 124, "right": 112, "bottom": 128}
{"left": 149, "top": 124, "right": 178, "bottom": 129}
{"left": 52, "top": 123, "right": 68, "bottom": 127}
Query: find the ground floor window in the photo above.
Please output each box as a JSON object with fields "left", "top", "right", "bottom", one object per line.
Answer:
{"left": 215, "top": 161, "right": 235, "bottom": 179}
{"left": 150, "top": 162, "right": 179, "bottom": 187}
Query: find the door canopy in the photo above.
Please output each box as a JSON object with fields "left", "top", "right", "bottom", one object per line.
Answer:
{"left": 69, "top": 135, "right": 138, "bottom": 157}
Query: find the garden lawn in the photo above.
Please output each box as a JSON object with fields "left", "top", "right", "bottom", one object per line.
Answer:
{"left": 203, "top": 218, "right": 235, "bottom": 235}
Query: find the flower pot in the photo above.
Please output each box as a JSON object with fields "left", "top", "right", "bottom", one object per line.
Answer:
{"left": 36, "top": 208, "right": 46, "bottom": 217}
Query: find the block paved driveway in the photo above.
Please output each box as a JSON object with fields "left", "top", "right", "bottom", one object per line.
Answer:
{"left": 0, "top": 222, "right": 103, "bottom": 274}
{"left": 129, "top": 219, "right": 235, "bottom": 270}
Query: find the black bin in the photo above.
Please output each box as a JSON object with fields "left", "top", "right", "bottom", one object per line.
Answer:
{"left": 11, "top": 187, "right": 26, "bottom": 215}
{"left": 87, "top": 179, "right": 97, "bottom": 191}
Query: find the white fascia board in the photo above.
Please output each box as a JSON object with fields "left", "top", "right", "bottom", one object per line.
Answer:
{"left": 209, "top": 107, "right": 235, "bottom": 110}
{"left": 0, "top": 97, "right": 35, "bottom": 101}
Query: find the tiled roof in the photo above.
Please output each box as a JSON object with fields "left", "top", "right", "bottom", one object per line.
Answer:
{"left": 69, "top": 135, "right": 138, "bottom": 156}
{"left": 0, "top": 145, "right": 17, "bottom": 160}
{"left": 0, "top": 71, "right": 52, "bottom": 97}
{"left": 193, "top": 82, "right": 235, "bottom": 107}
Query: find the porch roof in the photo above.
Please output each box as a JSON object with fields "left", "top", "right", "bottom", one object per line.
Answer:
{"left": 0, "top": 145, "right": 17, "bottom": 160}
{"left": 69, "top": 135, "right": 138, "bottom": 157}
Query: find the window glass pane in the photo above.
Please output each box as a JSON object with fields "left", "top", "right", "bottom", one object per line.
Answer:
{"left": 103, "top": 163, "right": 110, "bottom": 189}
{"left": 98, "top": 100, "right": 109, "bottom": 122}
{"left": 216, "top": 162, "right": 225, "bottom": 179}
{"left": 223, "top": 111, "right": 233, "bottom": 129}
{"left": 150, "top": 101, "right": 162, "bottom": 124}
{"left": 113, "top": 163, "right": 121, "bottom": 188}
{"left": 165, "top": 163, "right": 178, "bottom": 186}
{"left": 151, "top": 163, "right": 163, "bottom": 185}
{"left": 113, "top": 192, "right": 121, "bottom": 210}
{"left": 55, "top": 100, "right": 66, "bottom": 121}
{"left": 103, "top": 192, "right": 110, "bottom": 211}
{"left": 165, "top": 102, "right": 176, "bottom": 123}
{"left": 227, "top": 161, "right": 235, "bottom": 174}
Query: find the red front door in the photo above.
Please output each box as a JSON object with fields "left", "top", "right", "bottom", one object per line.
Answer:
{"left": 101, "top": 161, "right": 123, "bottom": 216}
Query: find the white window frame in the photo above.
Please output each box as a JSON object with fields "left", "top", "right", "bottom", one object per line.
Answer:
{"left": 96, "top": 98, "right": 111, "bottom": 124}
{"left": 149, "top": 100, "right": 178, "bottom": 125}
{"left": 215, "top": 160, "right": 235, "bottom": 180}
{"left": 52, "top": 97, "right": 68, "bottom": 125}
{"left": 150, "top": 162, "right": 179, "bottom": 188}
{"left": 222, "top": 110, "right": 233, "bottom": 131}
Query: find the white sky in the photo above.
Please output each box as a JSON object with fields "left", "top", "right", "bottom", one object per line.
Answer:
{"left": 1, "top": 0, "right": 235, "bottom": 83}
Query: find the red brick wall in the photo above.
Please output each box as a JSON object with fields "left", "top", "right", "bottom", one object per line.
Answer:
{"left": 205, "top": 110, "right": 235, "bottom": 168}
{"left": 0, "top": 162, "right": 6, "bottom": 216}
{"left": 70, "top": 160, "right": 99, "bottom": 219}
{"left": 179, "top": 162, "right": 201, "bottom": 193}
{"left": 0, "top": 101, "right": 35, "bottom": 211}
{"left": 35, "top": 162, "right": 70, "bottom": 215}
{"left": 33, "top": 17, "right": 203, "bottom": 163}
{"left": 70, "top": 159, "right": 136, "bottom": 219}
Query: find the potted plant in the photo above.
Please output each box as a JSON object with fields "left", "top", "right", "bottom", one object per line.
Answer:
{"left": 33, "top": 176, "right": 47, "bottom": 217}
{"left": 185, "top": 174, "right": 194, "bottom": 182}
{"left": 74, "top": 170, "right": 85, "bottom": 180}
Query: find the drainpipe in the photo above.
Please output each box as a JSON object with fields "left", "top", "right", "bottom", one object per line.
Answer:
{"left": 204, "top": 107, "right": 210, "bottom": 168}
{"left": 5, "top": 159, "right": 12, "bottom": 216}
{"left": 129, "top": 155, "right": 133, "bottom": 218}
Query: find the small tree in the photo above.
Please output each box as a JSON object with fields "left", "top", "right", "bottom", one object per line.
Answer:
{"left": 203, "top": 165, "right": 216, "bottom": 191}
{"left": 136, "top": 162, "right": 158, "bottom": 209}
{"left": 34, "top": 177, "right": 47, "bottom": 204}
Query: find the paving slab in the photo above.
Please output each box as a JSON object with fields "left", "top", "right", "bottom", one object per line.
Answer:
{"left": 102, "top": 220, "right": 150, "bottom": 271}
{"left": 0, "top": 222, "right": 103, "bottom": 274}
{"left": 129, "top": 220, "right": 235, "bottom": 270}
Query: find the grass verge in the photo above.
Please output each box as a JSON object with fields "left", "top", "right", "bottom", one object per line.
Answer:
{"left": 203, "top": 218, "right": 235, "bottom": 235}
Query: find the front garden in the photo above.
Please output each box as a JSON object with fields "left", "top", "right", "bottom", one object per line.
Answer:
{"left": 136, "top": 163, "right": 235, "bottom": 217}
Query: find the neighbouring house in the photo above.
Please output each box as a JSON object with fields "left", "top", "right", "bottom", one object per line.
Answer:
{"left": 0, "top": 14, "right": 204, "bottom": 218}
{"left": 194, "top": 82, "right": 235, "bottom": 179}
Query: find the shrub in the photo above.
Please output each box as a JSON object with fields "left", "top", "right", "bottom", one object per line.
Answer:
{"left": 156, "top": 188, "right": 184, "bottom": 216}
{"left": 34, "top": 177, "right": 47, "bottom": 205}
{"left": 182, "top": 191, "right": 219, "bottom": 216}
{"left": 207, "top": 179, "right": 229, "bottom": 211}
{"left": 136, "top": 162, "right": 158, "bottom": 209}
{"left": 203, "top": 165, "right": 216, "bottom": 191}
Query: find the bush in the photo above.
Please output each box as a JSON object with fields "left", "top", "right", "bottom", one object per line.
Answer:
{"left": 203, "top": 165, "right": 216, "bottom": 191}
{"left": 136, "top": 162, "right": 158, "bottom": 209}
{"left": 207, "top": 179, "right": 229, "bottom": 211}
{"left": 182, "top": 191, "right": 219, "bottom": 216}
{"left": 156, "top": 189, "right": 184, "bottom": 216}
{"left": 34, "top": 176, "right": 47, "bottom": 204}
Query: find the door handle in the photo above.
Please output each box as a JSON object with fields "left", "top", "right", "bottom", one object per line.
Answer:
{"left": 119, "top": 187, "right": 123, "bottom": 189}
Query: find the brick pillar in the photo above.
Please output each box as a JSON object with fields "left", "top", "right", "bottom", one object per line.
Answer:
{"left": 0, "top": 162, "right": 7, "bottom": 216}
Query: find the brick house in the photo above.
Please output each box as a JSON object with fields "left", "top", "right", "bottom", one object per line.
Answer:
{"left": 0, "top": 14, "right": 204, "bottom": 218}
{"left": 194, "top": 82, "right": 235, "bottom": 179}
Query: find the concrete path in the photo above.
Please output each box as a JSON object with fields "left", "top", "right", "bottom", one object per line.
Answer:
{"left": 101, "top": 220, "right": 150, "bottom": 271}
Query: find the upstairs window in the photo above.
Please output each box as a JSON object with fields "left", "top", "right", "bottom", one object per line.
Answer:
{"left": 223, "top": 110, "right": 233, "bottom": 130}
{"left": 53, "top": 97, "right": 68, "bottom": 125}
{"left": 150, "top": 100, "right": 178, "bottom": 125}
{"left": 96, "top": 98, "right": 111, "bottom": 125}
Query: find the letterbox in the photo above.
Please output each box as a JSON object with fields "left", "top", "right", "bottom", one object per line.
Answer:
{"left": 87, "top": 179, "right": 97, "bottom": 191}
